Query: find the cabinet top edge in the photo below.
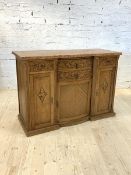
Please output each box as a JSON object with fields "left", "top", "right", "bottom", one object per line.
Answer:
{"left": 12, "top": 49, "right": 122, "bottom": 59}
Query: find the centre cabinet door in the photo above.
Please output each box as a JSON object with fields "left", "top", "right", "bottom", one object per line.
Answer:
{"left": 58, "top": 81, "right": 91, "bottom": 123}
{"left": 29, "top": 72, "right": 54, "bottom": 130}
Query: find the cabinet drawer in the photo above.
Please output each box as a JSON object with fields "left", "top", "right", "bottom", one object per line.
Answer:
{"left": 99, "top": 56, "right": 117, "bottom": 68}
{"left": 29, "top": 60, "right": 54, "bottom": 72}
{"left": 58, "top": 69, "right": 92, "bottom": 82}
{"left": 58, "top": 58, "right": 92, "bottom": 70}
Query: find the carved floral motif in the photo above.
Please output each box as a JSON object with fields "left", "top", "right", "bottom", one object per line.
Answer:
{"left": 99, "top": 57, "right": 116, "bottom": 67}
{"left": 58, "top": 70, "right": 92, "bottom": 81}
{"left": 58, "top": 59, "right": 92, "bottom": 69}
{"left": 30, "top": 60, "right": 54, "bottom": 72}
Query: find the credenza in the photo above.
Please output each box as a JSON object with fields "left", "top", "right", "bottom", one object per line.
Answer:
{"left": 12, "top": 49, "right": 122, "bottom": 136}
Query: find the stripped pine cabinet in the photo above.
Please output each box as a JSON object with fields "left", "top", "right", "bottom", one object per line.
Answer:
{"left": 13, "top": 49, "right": 122, "bottom": 136}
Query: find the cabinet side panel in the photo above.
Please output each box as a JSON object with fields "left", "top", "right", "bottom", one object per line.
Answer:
{"left": 109, "top": 58, "right": 119, "bottom": 112}
{"left": 16, "top": 59, "right": 28, "bottom": 127}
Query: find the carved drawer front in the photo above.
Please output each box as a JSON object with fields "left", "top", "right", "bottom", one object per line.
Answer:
{"left": 99, "top": 56, "right": 117, "bottom": 67}
{"left": 29, "top": 60, "right": 54, "bottom": 72}
{"left": 58, "top": 69, "right": 92, "bottom": 82}
{"left": 58, "top": 58, "right": 92, "bottom": 70}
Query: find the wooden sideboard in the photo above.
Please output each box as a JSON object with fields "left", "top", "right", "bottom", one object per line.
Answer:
{"left": 12, "top": 49, "right": 122, "bottom": 136}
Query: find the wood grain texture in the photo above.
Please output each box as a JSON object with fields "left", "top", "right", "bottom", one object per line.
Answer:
{"left": 29, "top": 72, "right": 55, "bottom": 129}
{"left": 12, "top": 49, "right": 122, "bottom": 60}
{"left": 58, "top": 81, "right": 91, "bottom": 122}
{"left": 90, "top": 56, "right": 119, "bottom": 118}
{"left": 13, "top": 50, "right": 121, "bottom": 136}
{"left": 0, "top": 89, "right": 131, "bottom": 175}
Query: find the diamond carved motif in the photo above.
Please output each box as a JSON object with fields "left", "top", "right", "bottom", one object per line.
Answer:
{"left": 102, "top": 79, "right": 108, "bottom": 93}
{"left": 38, "top": 88, "right": 47, "bottom": 103}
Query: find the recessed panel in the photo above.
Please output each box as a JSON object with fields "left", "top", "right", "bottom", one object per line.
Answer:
{"left": 58, "top": 81, "right": 91, "bottom": 121}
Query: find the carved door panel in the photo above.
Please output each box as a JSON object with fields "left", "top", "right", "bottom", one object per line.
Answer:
{"left": 94, "top": 68, "right": 115, "bottom": 115}
{"left": 29, "top": 72, "right": 54, "bottom": 129}
{"left": 91, "top": 56, "right": 118, "bottom": 116}
{"left": 58, "top": 81, "right": 91, "bottom": 122}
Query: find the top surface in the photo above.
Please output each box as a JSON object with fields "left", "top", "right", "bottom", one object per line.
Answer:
{"left": 12, "top": 49, "right": 122, "bottom": 59}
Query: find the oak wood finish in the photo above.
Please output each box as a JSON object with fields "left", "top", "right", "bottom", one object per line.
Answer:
{"left": 13, "top": 49, "right": 122, "bottom": 136}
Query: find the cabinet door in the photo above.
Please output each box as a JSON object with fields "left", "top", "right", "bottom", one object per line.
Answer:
{"left": 29, "top": 72, "right": 54, "bottom": 130}
{"left": 58, "top": 81, "right": 91, "bottom": 122}
{"left": 91, "top": 57, "right": 118, "bottom": 116}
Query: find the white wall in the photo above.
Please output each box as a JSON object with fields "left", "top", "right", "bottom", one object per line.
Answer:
{"left": 0, "top": 0, "right": 131, "bottom": 89}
